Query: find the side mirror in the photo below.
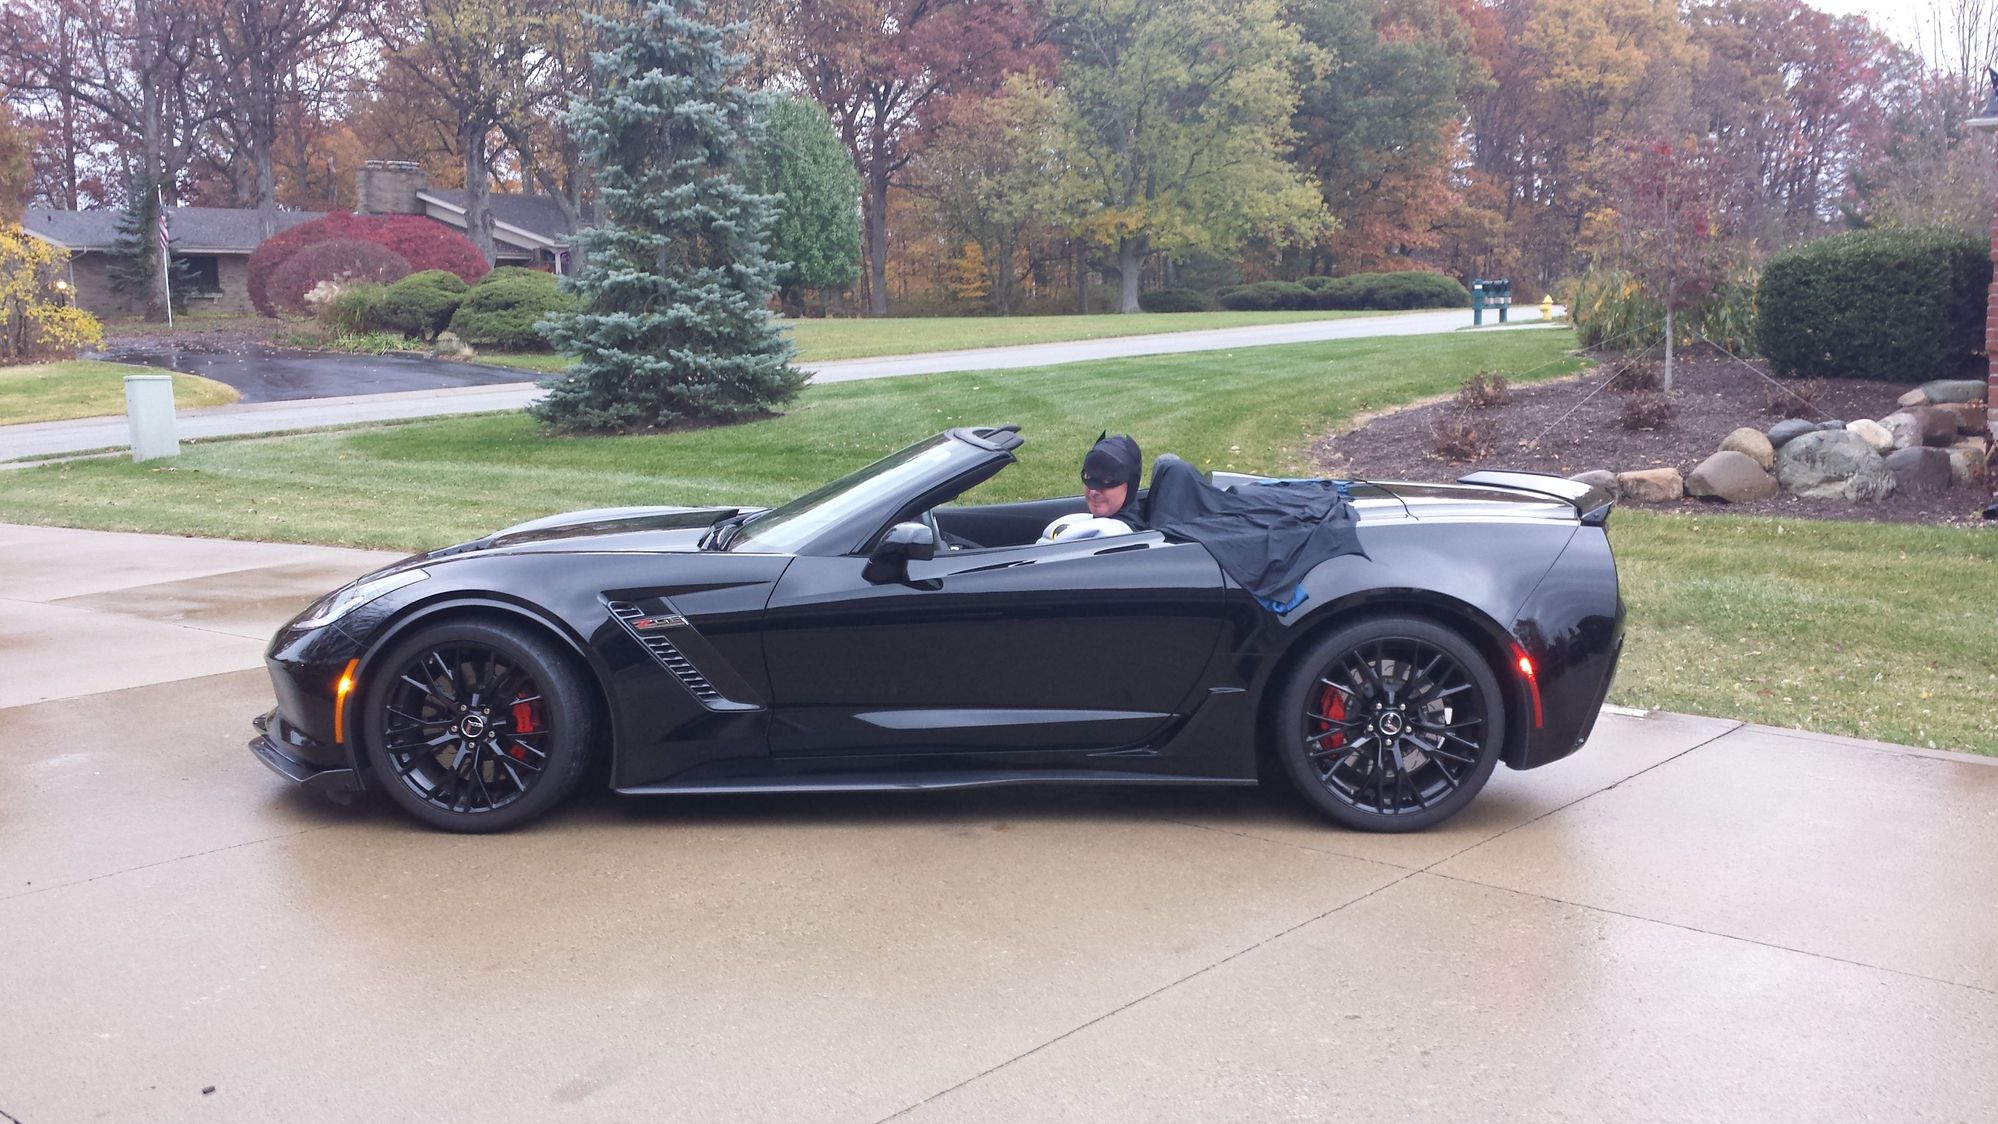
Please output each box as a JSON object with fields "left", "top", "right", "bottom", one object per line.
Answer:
{"left": 863, "top": 521, "right": 936, "bottom": 583}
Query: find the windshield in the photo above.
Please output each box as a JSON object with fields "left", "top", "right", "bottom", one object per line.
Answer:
{"left": 729, "top": 434, "right": 960, "bottom": 555}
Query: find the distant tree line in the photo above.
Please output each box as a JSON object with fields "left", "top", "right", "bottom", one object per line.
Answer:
{"left": 1, "top": 0, "right": 1993, "bottom": 314}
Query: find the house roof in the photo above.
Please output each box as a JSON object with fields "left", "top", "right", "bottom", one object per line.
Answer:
{"left": 418, "top": 190, "right": 574, "bottom": 244}
{"left": 22, "top": 206, "right": 326, "bottom": 253}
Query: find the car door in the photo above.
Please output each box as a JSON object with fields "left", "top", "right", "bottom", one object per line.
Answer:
{"left": 760, "top": 532, "right": 1227, "bottom": 755}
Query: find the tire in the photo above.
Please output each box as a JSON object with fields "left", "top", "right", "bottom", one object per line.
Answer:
{"left": 1272, "top": 615, "right": 1506, "bottom": 833}
{"left": 360, "top": 617, "right": 597, "bottom": 832}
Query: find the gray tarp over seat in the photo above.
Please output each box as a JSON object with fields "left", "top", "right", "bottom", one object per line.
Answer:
{"left": 1143, "top": 454, "right": 1366, "bottom": 608}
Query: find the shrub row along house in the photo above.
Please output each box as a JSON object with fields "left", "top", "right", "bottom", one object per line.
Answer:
{"left": 20, "top": 161, "right": 574, "bottom": 317}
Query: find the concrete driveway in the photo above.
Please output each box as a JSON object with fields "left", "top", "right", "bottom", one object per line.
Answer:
{"left": 2, "top": 522, "right": 1993, "bottom": 1122}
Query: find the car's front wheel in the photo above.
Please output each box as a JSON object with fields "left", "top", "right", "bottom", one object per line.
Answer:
{"left": 1273, "top": 615, "right": 1505, "bottom": 833}
{"left": 360, "top": 618, "right": 596, "bottom": 832}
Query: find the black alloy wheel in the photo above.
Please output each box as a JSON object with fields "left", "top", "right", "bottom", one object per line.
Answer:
{"left": 1273, "top": 615, "right": 1505, "bottom": 833}
{"left": 360, "top": 618, "right": 595, "bottom": 832}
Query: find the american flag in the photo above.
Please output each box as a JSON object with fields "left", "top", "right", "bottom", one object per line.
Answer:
{"left": 156, "top": 195, "right": 170, "bottom": 255}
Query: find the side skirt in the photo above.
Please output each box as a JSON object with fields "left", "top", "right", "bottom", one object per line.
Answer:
{"left": 617, "top": 769, "right": 1260, "bottom": 796}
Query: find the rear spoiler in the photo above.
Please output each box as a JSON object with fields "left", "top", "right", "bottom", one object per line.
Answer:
{"left": 1457, "top": 470, "right": 1615, "bottom": 526}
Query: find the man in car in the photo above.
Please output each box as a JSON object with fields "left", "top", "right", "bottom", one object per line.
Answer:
{"left": 1040, "top": 432, "right": 1144, "bottom": 543}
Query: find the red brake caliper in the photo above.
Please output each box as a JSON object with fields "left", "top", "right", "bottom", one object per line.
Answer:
{"left": 1315, "top": 684, "right": 1347, "bottom": 750}
{"left": 509, "top": 696, "right": 539, "bottom": 758}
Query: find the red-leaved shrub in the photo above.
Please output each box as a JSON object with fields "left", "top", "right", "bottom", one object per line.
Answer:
{"left": 247, "top": 212, "right": 489, "bottom": 315}
{"left": 263, "top": 239, "right": 413, "bottom": 316}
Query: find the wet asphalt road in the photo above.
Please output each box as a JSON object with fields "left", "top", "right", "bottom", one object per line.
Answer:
{"left": 98, "top": 343, "right": 532, "bottom": 402}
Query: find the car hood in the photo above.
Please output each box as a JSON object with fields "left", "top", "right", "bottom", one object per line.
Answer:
{"left": 416, "top": 505, "right": 750, "bottom": 562}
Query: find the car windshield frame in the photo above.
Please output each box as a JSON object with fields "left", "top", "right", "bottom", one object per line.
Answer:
{"left": 727, "top": 434, "right": 965, "bottom": 556}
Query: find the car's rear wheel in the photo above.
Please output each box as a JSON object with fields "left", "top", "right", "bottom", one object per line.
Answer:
{"left": 360, "top": 618, "right": 595, "bottom": 832}
{"left": 1273, "top": 615, "right": 1505, "bottom": 833}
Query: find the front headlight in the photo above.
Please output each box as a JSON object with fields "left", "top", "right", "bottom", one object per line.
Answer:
{"left": 295, "top": 568, "right": 430, "bottom": 629}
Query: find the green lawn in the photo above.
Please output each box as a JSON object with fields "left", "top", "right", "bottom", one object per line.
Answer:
{"left": 0, "top": 360, "right": 238, "bottom": 425}
{"left": 4, "top": 326, "right": 1991, "bottom": 753}
{"left": 1608, "top": 511, "right": 1996, "bottom": 754}
{"left": 471, "top": 308, "right": 1421, "bottom": 372}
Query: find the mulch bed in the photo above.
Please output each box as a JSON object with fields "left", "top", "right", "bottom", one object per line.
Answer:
{"left": 1313, "top": 346, "right": 1995, "bottom": 526}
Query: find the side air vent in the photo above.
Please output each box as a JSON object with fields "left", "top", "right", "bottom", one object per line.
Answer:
{"left": 608, "top": 601, "right": 725, "bottom": 705}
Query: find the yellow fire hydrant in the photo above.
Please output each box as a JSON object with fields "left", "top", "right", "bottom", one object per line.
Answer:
{"left": 1540, "top": 294, "right": 1555, "bottom": 320}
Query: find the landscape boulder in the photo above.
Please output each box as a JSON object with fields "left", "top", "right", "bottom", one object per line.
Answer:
{"left": 1766, "top": 418, "right": 1818, "bottom": 448}
{"left": 1773, "top": 430, "right": 1896, "bottom": 501}
{"left": 1615, "top": 467, "right": 1684, "bottom": 503}
{"left": 1882, "top": 447, "right": 1953, "bottom": 496}
{"left": 1880, "top": 412, "right": 1922, "bottom": 450}
{"left": 1896, "top": 388, "right": 1931, "bottom": 408}
{"left": 1845, "top": 418, "right": 1894, "bottom": 454}
{"left": 1719, "top": 427, "right": 1775, "bottom": 470}
{"left": 1947, "top": 446, "right": 1988, "bottom": 487}
{"left": 1815, "top": 419, "right": 1846, "bottom": 431}
{"left": 1938, "top": 402, "right": 1986, "bottom": 434}
{"left": 1687, "top": 450, "right": 1779, "bottom": 503}
{"left": 1909, "top": 407, "right": 1962, "bottom": 446}
{"left": 1918, "top": 379, "right": 1988, "bottom": 404}
{"left": 1567, "top": 469, "right": 1620, "bottom": 499}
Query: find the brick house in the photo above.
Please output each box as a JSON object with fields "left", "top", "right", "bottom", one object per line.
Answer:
{"left": 21, "top": 206, "right": 323, "bottom": 316}
{"left": 21, "top": 160, "right": 575, "bottom": 318}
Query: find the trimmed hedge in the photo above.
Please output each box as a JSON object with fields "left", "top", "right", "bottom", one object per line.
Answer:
{"left": 376, "top": 269, "right": 471, "bottom": 338}
{"left": 1216, "top": 271, "right": 1468, "bottom": 312}
{"left": 1756, "top": 227, "right": 1990, "bottom": 381}
{"left": 1137, "top": 287, "right": 1208, "bottom": 313}
{"left": 263, "top": 239, "right": 411, "bottom": 316}
{"left": 445, "top": 272, "right": 575, "bottom": 349}
{"left": 247, "top": 212, "right": 489, "bottom": 316}
{"left": 1218, "top": 280, "right": 1314, "bottom": 311}
{"left": 478, "top": 265, "right": 555, "bottom": 286}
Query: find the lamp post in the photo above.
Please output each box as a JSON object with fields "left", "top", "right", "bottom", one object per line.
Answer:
{"left": 1969, "top": 67, "right": 1998, "bottom": 443}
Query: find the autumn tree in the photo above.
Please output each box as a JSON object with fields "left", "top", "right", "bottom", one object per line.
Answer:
{"left": 1589, "top": 138, "right": 1739, "bottom": 390}
{"left": 914, "top": 75, "right": 1082, "bottom": 313}
{"left": 210, "top": 0, "right": 364, "bottom": 237}
{"left": 1053, "top": 0, "right": 1328, "bottom": 313}
{"left": 765, "top": 0, "right": 1044, "bottom": 316}
{"left": 1289, "top": 0, "right": 1484, "bottom": 274}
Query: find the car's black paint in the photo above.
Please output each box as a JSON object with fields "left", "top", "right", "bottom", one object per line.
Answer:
{"left": 254, "top": 427, "right": 1625, "bottom": 829}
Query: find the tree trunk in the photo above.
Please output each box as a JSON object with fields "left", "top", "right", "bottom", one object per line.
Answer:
{"left": 1115, "top": 235, "right": 1144, "bottom": 314}
{"left": 461, "top": 118, "right": 497, "bottom": 266}
{"left": 1073, "top": 241, "right": 1088, "bottom": 314}
{"left": 135, "top": 0, "right": 169, "bottom": 322}
{"left": 1663, "top": 306, "right": 1675, "bottom": 393}
{"left": 864, "top": 162, "right": 890, "bottom": 317}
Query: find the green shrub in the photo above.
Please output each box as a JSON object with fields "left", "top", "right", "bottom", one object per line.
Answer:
{"left": 1756, "top": 227, "right": 1990, "bottom": 380}
{"left": 479, "top": 265, "right": 557, "bottom": 286}
{"left": 375, "top": 269, "right": 470, "bottom": 339}
{"left": 445, "top": 275, "right": 577, "bottom": 349}
{"left": 1569, "top": 268, "right": 1667, "bottom": 350}
{"left": 1570, "top": 265, "right": 1759, "bottom": 354}
{"left": 1137, "top": 287, "right": 1208, "bottom": 313}
{"left": 319, "top": 282, "right": 390, "bottom": 334}
{"left": 1327, "top": 271, "right": 1469, "bottom": 310}
{"left": 1696, "top": 266, "right": 1758, "bottom": 356}
{"left": 1217, "top": 280, "right": 1313, "bottom": 310}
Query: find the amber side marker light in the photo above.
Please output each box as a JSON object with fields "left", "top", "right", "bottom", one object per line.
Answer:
{"left": 1511, "top": 646, "right": 1544, "bottom": 729}
{"left": 333, "top": 658, "right": 360, "bottom": 744}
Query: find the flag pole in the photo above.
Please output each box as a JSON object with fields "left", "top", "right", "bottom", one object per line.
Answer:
{"left": 156, "top": 186, "right": 173, "bottom": 328}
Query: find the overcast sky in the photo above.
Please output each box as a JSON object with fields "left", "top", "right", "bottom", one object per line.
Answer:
{"left": 1806, "top": 0, "right": 1944, "bottom": 51}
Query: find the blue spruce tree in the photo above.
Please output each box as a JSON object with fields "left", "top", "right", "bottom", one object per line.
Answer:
{"left": 534, "top": 0, "right": 801, "bottom": 433}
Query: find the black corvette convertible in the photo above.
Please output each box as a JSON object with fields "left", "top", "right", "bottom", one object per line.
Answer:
{"left": 252, "top": 425, "right": 1624, "bottom": 833}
